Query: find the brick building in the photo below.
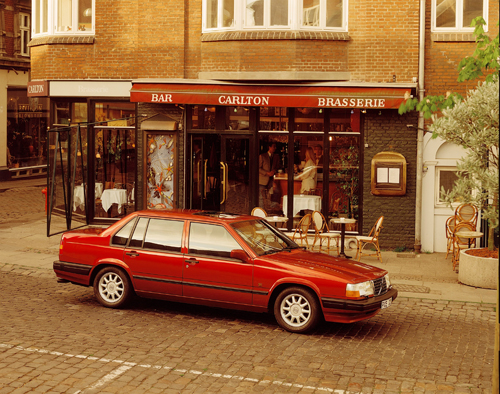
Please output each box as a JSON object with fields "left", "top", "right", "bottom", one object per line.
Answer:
{"left": 27, "top": 0, "right": 497, "bottom": 250}
{"left": 0, "top": 0, "right": 33, "bottom": 181}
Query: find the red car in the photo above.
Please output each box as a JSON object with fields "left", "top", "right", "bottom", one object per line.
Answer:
{"left": 54, "top": 210, "right": 397, "bottom": 333}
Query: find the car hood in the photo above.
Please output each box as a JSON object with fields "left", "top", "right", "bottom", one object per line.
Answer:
{"left": 260, "top": 249, "right": 387, "bottom": 283}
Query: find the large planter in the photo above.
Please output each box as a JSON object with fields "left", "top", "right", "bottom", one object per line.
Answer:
{"left": 458, "top": 249, "right": 498, "bottom": 289}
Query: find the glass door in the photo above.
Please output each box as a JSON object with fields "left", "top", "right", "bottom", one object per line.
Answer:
{"left": 190, "top": 134, "right": 251, "bottom": 214}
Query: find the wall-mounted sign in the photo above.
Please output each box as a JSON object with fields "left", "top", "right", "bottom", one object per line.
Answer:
{"left": 27, "top": 81, "right": 49, "bottom": 97}
{"left": 371, "top": 152, "right": 407, "bottom": 196}
{"left": 49, "top": 81, "right": 132, "bottom": 97}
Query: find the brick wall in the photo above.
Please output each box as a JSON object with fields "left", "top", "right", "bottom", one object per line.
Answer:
{"left": 362, "top": 110, "right": 419, "bottom": 250}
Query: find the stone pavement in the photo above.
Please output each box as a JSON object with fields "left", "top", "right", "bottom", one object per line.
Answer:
{"left": 0, "top": 177, "right": 497, "bottom": 305}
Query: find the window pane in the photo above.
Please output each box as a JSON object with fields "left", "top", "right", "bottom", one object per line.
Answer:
{"left": 143, "top": 219, "right": 184, "bottom": 252}
{"left": 271, "top": 0, "right": 288, "bottom": 26}
{"left": 438, "top": 170, "right": 459, "bottom": 202}
{"left": 326, "top": 0, "right": 343, "bottom": 27}
{"left": 42, "top": 0, "right": 48, "bottom": 32}
{"left": 436, "top": 0, "right": 456, "bottom": 28}
{"left": 112, "top": 218, "right": 136, "bottom": 246}
{"left": 189, "top": 223, "right": 241, "bottom": 258}
{"left": 463, "top": 0, "right": 482, "bottom": 28}
{"left": 78, "top": 0, "right": 93, "bottom": 31}
{"left": 303, "top": 0, "right": 320, "bottom": 26}
{"left": 207, "top": 0, "right": 218, "bottom": 28}
{"left": 58, "top": 0, "right": 73, "bottom": 32}
{"left": 247, "top": 0, "right": 264, "bottom": 26}
{"left": 192, "top": 106, "right": 216, "bottom": 129}
{"left": 226, "top": 106, "right": 249, "bottom": 130}
{"left": 223, "top": 0, "right": 234, "bottom": 27}
{"left": 129, "top": 218, "right": 148, "bottom": 248}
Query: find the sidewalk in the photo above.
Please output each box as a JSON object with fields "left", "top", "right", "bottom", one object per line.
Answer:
{"left": 0, "top": 214, "right": 497, "bottom": 305}
{"left": 0, "top": 178, "right": 497, "bottom": 305}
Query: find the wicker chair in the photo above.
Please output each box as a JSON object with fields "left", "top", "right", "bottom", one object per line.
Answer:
{"left": 251, "top": 207, "right": 267, "bottom": 218}
{"left": 452, "top": 221, "right": 476, "bottom": 271}
{"left": 455, "top": 203, "right": 479, "bottom": 227}
{"left": 355, "top": 216, "right": 384, "bottom": 263}
{"left": 282, "top": 214, "right": 312, "bottom": 249}
{"left": 445, "top": 215, "right": 457, "bottom": 259}
{"left": 311, "top": 211, "right": 340, "bottom": 254}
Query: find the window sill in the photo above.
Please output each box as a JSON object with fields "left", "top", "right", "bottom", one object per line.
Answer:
{"left": 202, "top": 30, "right": 350, "bottom": 42}
{"left": 29, "top": 35, "right": 95, "bottom": 47}
{"left": 431, "top": 32, "right": 475, "bottom": 42}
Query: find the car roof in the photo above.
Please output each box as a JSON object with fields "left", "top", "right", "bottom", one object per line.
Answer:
{"left": 134, "top": 209, "right": 256, "bottom": 223}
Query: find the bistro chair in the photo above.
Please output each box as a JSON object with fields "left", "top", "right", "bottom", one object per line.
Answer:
{"left": 452, "top": 221, "right": 476, "bottom": 271}
{"left": 455, "top": 203, "right": 479, "bottom": 227}
{"left": 355, "top": 216, "right": 384, "bottom": 263}
{"left": 311, "top": 211, "right": 340, "bottom": 254}
{"left": 445, "top": 215, "right": 457, "bottom": 259}
{"left": 251, "top": 207, "right": 267, "bottom": 218}
{"left": 282, "top": 214, "right": 313, "bottom": 249}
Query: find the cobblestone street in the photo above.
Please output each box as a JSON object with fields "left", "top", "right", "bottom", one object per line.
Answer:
{"left": 0, "top": 266, "right": 495, "bottom": 394}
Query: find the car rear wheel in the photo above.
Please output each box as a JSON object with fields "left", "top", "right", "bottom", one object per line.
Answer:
{"left": 274, "top": 287, "right": 321, "bottom": 333}
{"left": 94, "top": 267, "right": 132, "bottom": 308}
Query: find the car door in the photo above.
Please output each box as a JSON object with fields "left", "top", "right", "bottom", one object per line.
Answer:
{"left": 123, "top": 217, "right": 185, "bottom": 296}
{"left": 183, "top": 221, "right": 253, "bottom": 305}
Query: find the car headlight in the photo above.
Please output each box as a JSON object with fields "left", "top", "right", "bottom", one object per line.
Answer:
{"left": 346, "top": 281, "right": 374, "bottom": 298}
{"left": 385, "top": 274, "right": 391, "bottom": 288}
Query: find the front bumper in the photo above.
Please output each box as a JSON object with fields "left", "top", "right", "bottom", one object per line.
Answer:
{"left": 321, "top": 287, "right": 398, "bottom": 312}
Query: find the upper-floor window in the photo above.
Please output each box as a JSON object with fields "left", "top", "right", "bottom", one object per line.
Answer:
{"left": 432, "top": 0, "right": 488, "bottom": 32}
{"left": 203, "top": 0, "right": 347, "bottom": 32}
{"left": 20, "top": 13, "right": 30, "bottom": 56}
{"left": 32, "top": 0, "right": 94, "bottom": 37}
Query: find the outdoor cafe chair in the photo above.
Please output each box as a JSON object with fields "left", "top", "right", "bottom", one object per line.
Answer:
{"left": 445, "top": 215, "right": 457, "bottom": 259}
{"left": 355, "top": 216, "right": 384, "bottom": 263}
{"left": 455, "top": 203, "right": 479, "bottom": 227}
{"left": 251, "top": 207, "right": 267, "bottom": 218}
{"left": 282, "top": 213, "right": 312, "bottom": 249}
{"left": 452, "top": 221, "right": 477, "bottom": 271}
{"left": 311, "top": 211, "right": 340, "bottom": 254}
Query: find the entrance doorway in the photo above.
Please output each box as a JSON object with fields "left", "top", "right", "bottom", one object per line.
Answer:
{"left": 190, "top": 134, "right": 252, "bottom": 214}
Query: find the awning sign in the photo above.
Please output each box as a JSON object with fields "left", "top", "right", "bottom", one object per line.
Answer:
{"left": 131, "top": 82, "right": 412, "bottom": 109}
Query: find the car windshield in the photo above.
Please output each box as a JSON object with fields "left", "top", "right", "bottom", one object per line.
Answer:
{"left": 231, "top": 219, "right": 300, "bottom": 256}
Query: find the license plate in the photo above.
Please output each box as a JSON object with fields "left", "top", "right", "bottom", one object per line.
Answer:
{"left": 381, "top": 298, "right": 392, "bottom": 309}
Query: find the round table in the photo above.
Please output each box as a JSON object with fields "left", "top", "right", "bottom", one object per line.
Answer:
{"left": 265, "top": 216, "right": 288, "bottom": 228}
{"left": 456, "top": 230, "right": 483, "bottom": 248}
{"left": 330, "top": 218, "right": 357, "bottom": 258}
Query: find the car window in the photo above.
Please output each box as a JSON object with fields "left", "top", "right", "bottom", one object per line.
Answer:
{"left": 111, "top": 218, "right": 136, "bottom": 246}
{"left": 188, "top": 222, "right": 242, "bottom": 258}
{"left": 143, "top": 218, "right": 184, "bottom": 252}
{"left": 129, "top": 217, "right": 149, "bottom": 248}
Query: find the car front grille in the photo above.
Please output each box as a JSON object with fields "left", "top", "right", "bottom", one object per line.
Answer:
{"left": 373, "top": 277, "right": 388, "bottom": 296}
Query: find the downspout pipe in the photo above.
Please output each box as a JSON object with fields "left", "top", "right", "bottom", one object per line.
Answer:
{"left": 414, "top": 0, "right": 426, "bottom": 253}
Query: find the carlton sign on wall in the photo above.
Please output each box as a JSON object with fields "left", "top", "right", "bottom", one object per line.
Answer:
{"left": 131, "top": 81, "right": 412, "bottom": 109}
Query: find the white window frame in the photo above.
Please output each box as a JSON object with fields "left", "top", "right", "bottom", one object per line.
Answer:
{"left": 431, "top": 0, "right": 488, "bottom": 32}
{"left": 20, "top": 13, "right": 30, "bottom": 56}
{"left": 32, "top": 0, "right": 95, "bottom": 37}
{"left": 435, "top": 167, "right": 462, "bottom": 207}
{"left": 202, "top": 0, "right": 347, "bottom": 32}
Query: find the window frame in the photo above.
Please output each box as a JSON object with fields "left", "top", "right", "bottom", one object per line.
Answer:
{"left": 202, "top": 0, "right": 347, "bottom": 33}
{"left": 32, "top": 0, "right": 95, "bottom": 38}
{"left": 431, "top": 0, "right": 488, "bottom": 32}
{"left": 435, "top": 167, "right": 462, "bottom": 207}
{"left": 20, "top": 13, "right": 30, "bottom": 56}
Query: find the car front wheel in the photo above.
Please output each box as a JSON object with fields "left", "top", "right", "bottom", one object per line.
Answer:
{"left": 94, "top": 267, "right": 132, "bottom": 308}
{"left": 274, "top": 287, "right": 321, "bottom": 333}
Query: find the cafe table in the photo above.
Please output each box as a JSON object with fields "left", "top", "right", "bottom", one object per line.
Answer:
{"left": 330, "top": 218, "right": 357, "bottom": 258}
{"left": 265, "top": 216, "right": 288, "bottom": 228}
{"left": 73, "top": 183, "right": 103, "bottom": 211}
{"left": 101, "top": 188, "right": 128, "bottom": 214}
{"left": 282, "top": 194, "right": 321, "bottom": 217}
{"left": 456, "top": 230, "right": 483, "bottom": 248}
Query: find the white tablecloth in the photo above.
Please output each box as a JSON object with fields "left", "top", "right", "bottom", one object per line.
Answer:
{"left": 73, "top": 183, "right": 103, "bottom": 211}
{"left": 282, "top": 195, "right": 321, "bottom": 217}
{"left": 101, "top": 189, "right": 128, "bottom": 213}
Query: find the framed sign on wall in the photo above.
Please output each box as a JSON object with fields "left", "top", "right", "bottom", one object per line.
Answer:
{"left": 371, "top": 152, "right": 407, "bottom": 196}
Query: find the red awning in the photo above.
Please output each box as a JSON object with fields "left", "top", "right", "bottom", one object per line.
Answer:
{"left": 130, "top": 79, "right": 415, "bottom": 109}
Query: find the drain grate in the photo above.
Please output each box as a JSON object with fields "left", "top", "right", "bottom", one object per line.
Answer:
{"left": 393, "top": 284, "right": 431, "bottom": 293}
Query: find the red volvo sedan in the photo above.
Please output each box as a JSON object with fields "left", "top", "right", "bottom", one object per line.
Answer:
{"left": 54, "top": 210, "right": 397, "bottom": 333}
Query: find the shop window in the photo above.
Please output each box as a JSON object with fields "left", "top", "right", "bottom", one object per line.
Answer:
{"left": 259, "top": 107, "right": 289, "bottom": 131}
{"left": 435, "top": 167, "right": 461, "bottom": 206}
{"left": 203, "top": 0, "right": 347, "bottom": 32}
{"left": 432, "top": 0, "right": 487, "bottom": 31}
{"left": 191, "top": 106, "right": 217, "bottom": 130}
{"left": 225, "top": 106, "right": 250, "bottom": 130}
{"left": 32, "top": 0, "right": 94, "bottom": 36}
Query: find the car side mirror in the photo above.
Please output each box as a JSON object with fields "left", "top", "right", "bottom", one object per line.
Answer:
{"left": 230, "top": 249, "right": 249, "bottom": 263}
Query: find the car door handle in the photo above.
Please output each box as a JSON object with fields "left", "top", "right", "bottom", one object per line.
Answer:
{"left": 126, "top": 251, "right": 140, "bottom": 257}
{"left": 185, "top": 258, "right": 199, "bottom": 265}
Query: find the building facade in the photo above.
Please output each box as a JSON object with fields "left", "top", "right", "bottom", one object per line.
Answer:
{"left": 28, "top": 0, "right": 497, "bottom": 250}
{"left": 0, "top": 0, "right": 33, "bottom": 181}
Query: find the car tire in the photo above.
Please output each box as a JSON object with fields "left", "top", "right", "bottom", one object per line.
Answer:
{"left": 274, "top": 287, "right": 321, "bottom": 333}
{"left": 94, "top": 266, "right": 132, "bottom": 308}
